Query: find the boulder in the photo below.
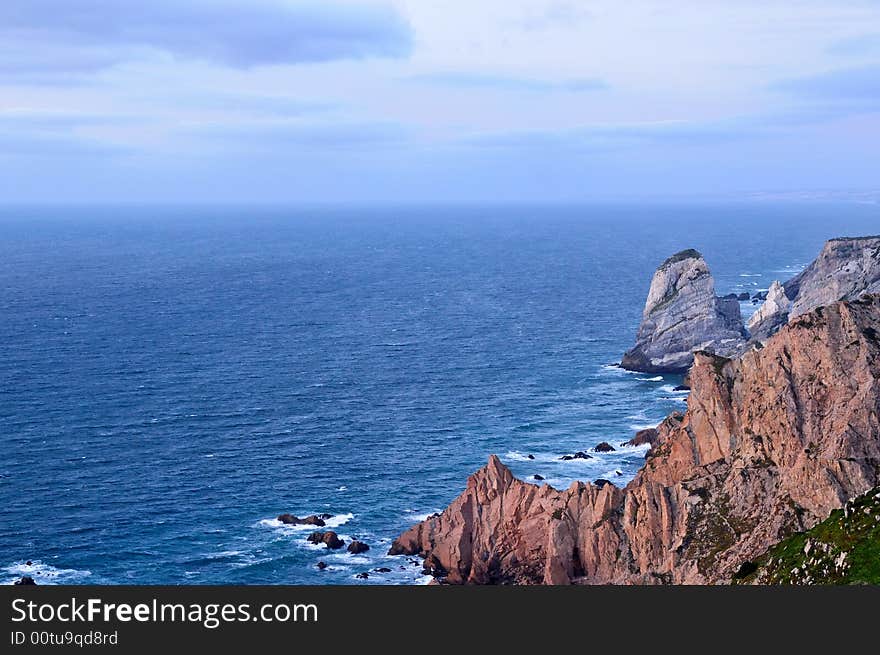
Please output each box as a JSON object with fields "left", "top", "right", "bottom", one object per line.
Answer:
{"left": 356, "top": 572, "right": 370, "bottom": 579}
{"left": 14, "top": 576, "right": 36, "bottom": 586}
{"left": 316, "top": 561, "right": 328, "bottom": 570}
{"left": 593, "top": 442, "right": 616, "bottom": 453}
{"left": 308, "top": 531, "right": 344, "bottom": 549}
{"left": 347, "top": 540, "right": 370, "bottom": 554}
{"left": 533, "top": 474, "right": 545, "bottom": 481}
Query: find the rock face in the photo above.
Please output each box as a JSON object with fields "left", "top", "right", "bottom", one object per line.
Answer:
{"left": 746, "top": 280, "right": 791, "bottom": 340}
{"left": 749, "top": 237, "right": 880, "bottom": 344}
{"left": 391, "top": 295, "right": 880, "bottom": 584}
{"left": 621, "top": 250, "right": 746, "bottom": 373}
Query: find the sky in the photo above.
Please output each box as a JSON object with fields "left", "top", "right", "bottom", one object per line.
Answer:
{"left": 0, "top": 0, "right": 879, "bottom": 204}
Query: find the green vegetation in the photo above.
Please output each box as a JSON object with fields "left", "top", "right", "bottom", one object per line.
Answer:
{"left": 659, "top": 249, "right": 702, "bottom": 270}
{"left": 733, "top": 486, "right": 880, "bottom": 585}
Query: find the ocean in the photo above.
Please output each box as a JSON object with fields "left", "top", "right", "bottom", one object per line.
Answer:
{"left": 1, "top": 203, "right": 877, "bottom": 585}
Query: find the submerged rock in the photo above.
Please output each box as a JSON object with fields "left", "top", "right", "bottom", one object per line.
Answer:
{"left": 621, "top": 249, "right": 746, "bottom": 373}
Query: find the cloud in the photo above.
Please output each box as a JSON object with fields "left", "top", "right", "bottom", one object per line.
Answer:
{"left": 459, "top": 112, "right": 827, "bottom": 153}
{"left": 173, "top": 93, "right": 338, "bottom": 118}
{"left": 180, "top": 120, "right": 412, "bottom": 152}
{"left": 772, "top": 66, "right": 880, "bottom": 103}
{"left": 827, "top": 33, "right": 880, "bottom": 57}
{"left": 516, "top": 2, "right": 593, "bottom": 31}
{"left": 0, "top": 0, "right": 413, "bottom": 75}
{"left": 0, "top": 110, "right": 135, "bottom": 158}
{"left": 408, "top": 72, "right": 608, "bottom": 92}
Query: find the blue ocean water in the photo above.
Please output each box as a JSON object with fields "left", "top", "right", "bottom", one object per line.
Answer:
{"left": 1, "top": 203, "right": 877, "bottom": 585}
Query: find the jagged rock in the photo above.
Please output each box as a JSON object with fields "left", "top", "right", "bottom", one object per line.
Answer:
{"left": 672, "top": 384, "right": 690, "bottom": 392}
{"left": 750, "top": 237, "right": 880, "bottom": 343}
{"left": 593, "top": 442, "right": 616, "bottom": 453}
{"left": 347, "top": 540, "right": 370, "bottom": 554}
{"left": 621, "top": 250, "right": 746, "bottom": 373}
{"left": 374, "top": 567, "right": 392, "bottom": 573}
{"left": 594, "top": 479, "right": 613, "bottom": 488}
{"left": 14, "top": 576, "right": 36, "bottom": 586}
{"left": 391, "top": 296, "right": 880, "bottom": 584}
{"left": 533, "top": 474, "right": 545, "bottom": 481}
{"left": 527, "top": 454, "right": 535, "bottom": 460}
{"left": 787, "top": 236, "right": 880, "bottom": 319}
{"left": 737, "top": 293, "right": 751, "bottom": 301}
{"left": 356, "top": 572, "right": 370, "bottom": 579}
{"left": 747, "top": 280, "right": 792, "bottom": 341}
{"left": 625, "top": 428, "right": 659, "bottom": 447}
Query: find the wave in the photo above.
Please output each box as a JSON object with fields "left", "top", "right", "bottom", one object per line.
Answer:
{"left": 637, "top": 376, "right": 663, "bottom": 382}
{"left": 659, "top": 384, "right": 689, "bottom": 395}
{"left": 739, "top": 273, "right": 762, "bottom": 277}
{"left": 3, "top": 560, "right": 92, "bottom": 585}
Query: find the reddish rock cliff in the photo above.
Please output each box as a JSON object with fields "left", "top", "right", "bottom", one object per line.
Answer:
{"left": 391, "top": 295, "right": 880, "bottom": 584}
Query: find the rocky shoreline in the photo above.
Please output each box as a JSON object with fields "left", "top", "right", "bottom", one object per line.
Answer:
{"left": 389, "top": 237, "right": 880, "bottom": 585}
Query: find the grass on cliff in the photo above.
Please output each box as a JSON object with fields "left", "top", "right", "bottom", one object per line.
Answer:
{"left": 659, "top": 249, "right": 702, "bottom": 270}
{"left": 733, "top": 486, "right": 880, "bottom": 585}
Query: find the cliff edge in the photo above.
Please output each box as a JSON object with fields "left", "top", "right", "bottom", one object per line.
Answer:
{"left": 391, "top": 295, "right": 880, "bottom": 584}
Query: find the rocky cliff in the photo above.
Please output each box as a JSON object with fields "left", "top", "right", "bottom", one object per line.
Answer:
{"left": 620, "top": 250, "right": 746, "bottom": 373}
{"left": 391, "top": 295, "right": 880, "bottom": 584}
{"left": 749, "top": 236, "right": 880, "bottom": 343}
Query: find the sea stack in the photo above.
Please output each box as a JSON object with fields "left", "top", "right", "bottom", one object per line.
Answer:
{"left": 620, "top": 249, "right": 746, "bottom": 373}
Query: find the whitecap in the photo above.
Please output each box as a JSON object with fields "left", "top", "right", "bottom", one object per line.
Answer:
{"left": 636, "top": 376, "right": 663, "bottom": 382}
{"left": 3, "top": 561, "right": 92, "bottom": 585}
{"left": 336, "top": 486, "right": 348, "bottom": 492}
{"left": 324, "top": 512, "right": 354, "bottom": 528}
{"left": 659, "top": 384, "right": 689, "bottom": 394}
{"left": 739, "top": 273, "right": 762, "bottom": 277}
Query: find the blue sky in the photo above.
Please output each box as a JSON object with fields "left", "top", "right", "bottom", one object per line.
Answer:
{"left": 0, "top": 0, "right": 878, "bottom": 203}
